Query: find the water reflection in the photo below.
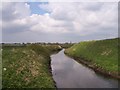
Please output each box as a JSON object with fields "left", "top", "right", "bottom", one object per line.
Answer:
{"left": 51, "top": 49, "right": 119, "bottom": 88}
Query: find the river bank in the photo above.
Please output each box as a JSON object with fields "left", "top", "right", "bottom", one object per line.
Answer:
{"left": 65, "top": 53, "right": 120, "bottom": 79}
{"left": 51, "top": 49, "right": 118, "bottom": 88}
{"left": 2, "top": 44, "right": 61, "bottom": 88}
{"left": 65, "top": 38, "right": 119, "bottom": 79}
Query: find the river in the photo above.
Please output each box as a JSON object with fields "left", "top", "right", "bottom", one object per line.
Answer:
{"left": 50, "top": 49, "right": 119, "bottom": 88}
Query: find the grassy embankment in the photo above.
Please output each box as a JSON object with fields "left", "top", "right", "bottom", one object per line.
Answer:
{"left": 65, "top": 38, "right": 119, "bottom": 79}
{"left": 2, "top": 44, "right": 61, "bottom": 88}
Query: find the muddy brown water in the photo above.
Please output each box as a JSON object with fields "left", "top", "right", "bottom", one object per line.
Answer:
{"left": 51, "top": 49, "right": 119, "bottom": 88}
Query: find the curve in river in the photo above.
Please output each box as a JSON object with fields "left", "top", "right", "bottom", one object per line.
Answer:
{"left": 51, "top": 49, "right": 119, "bottom": 88}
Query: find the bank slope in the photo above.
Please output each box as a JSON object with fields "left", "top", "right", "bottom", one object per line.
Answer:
{"left": 65, "top": 38, "right": 119, "bottom": 79}
{"left": 2, "top": 45, "right": 61, "bottom": 88}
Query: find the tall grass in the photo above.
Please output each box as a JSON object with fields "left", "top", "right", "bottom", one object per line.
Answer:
{"left": 2, "top": 45, "right": 61, "bottom": 88}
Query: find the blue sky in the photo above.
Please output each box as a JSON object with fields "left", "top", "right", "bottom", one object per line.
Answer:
{"left": 1, "top": 2, "right": 118, "bottom": 43}
{"left": 27, "top": 2, "right": 49, "bottom": 15}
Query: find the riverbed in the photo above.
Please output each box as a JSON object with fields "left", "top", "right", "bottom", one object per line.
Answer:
{"left": 51, "top": 49, "right": 119, "bottom": 88}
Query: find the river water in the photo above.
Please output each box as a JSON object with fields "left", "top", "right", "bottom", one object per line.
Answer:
{"left": 51, "top": 49, "right": 119, "bottom": 88}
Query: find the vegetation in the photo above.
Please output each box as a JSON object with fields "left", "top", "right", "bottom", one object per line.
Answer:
{"left": 65, "top": 38, "right": 119, "bottom": 78}
{"left": 2, "top": 44, "right": 61, "bottom": 88}
{"left": 0, "top": 45, "right": 2, "bottom": 89}
{"left": 60, "top": 43, "right": 74, "bottom": 49}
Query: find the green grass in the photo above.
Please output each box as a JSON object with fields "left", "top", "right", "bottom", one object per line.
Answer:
{"left": 65, "top": 38, "right": 118, "bottom": 74}
{"left": 0, "top": 45, "right": 2, "bottom": 89}
{"left": 2, "top": 45, "right": 61, "bottom": 88}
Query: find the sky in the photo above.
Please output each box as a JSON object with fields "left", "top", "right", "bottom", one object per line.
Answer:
{"left": 1, "top": 1, "right": 118, "bottom": 43}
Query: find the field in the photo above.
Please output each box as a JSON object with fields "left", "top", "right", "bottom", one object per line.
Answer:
{"left": 2, "top": 44, "right": 61, "bottom": 88}
{"left": 65, "top": 38, "right": 119, "bottom": 78}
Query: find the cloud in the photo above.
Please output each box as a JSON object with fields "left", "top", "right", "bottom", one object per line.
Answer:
{"left": 2, "top": 2, "right": 31, "bottom": 21}
{"left": 2, "top": 2, "right": 118, "bottom": 42}
{"left": 38, "top": 2, "right": 118, "bottom": 36}
{"left": 2, "top": 2, "right": 32, "bottom": 34}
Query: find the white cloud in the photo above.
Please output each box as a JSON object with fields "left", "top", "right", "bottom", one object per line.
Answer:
{"left": 2, "top": 2, "right": 32, "bottom": 33}
{"left": 2, "top": 2, "right": 31, "bottom": 21}
{"left": 2, "top": 2, "right": 118, "bottom": 42}
{"left": 13, "top": 3, "right": 31, "bottom": 18}
{"left": 38, "top": 2, "right": 118, "bottom": 36}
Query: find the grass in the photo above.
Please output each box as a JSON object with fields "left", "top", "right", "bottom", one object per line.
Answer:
{"left": 2, "top": 45, "right": 61, "bottom": 88}
{"left": 60, "top": 43, "right": 74, "bottom": 48}
{"left": 0, "top": 45, "right": 2, "bottom": 89}
{"left": 65, "top": 38, "right": 119, "bottom": 76}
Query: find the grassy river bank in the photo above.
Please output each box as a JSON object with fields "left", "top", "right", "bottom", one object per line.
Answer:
{"left": 2, "top": 44, "right": 61, "bottom": 88}
{"left": 65, "top": 38, "right": 119, "bottom": 79}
